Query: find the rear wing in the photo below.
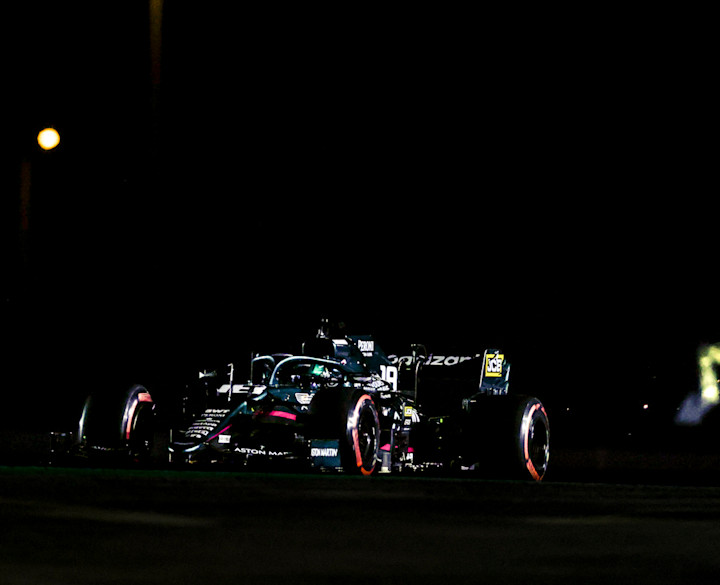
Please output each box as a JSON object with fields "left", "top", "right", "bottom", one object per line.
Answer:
{"left": 390, "top": 349, "right": 509, "bottom": 393}
{"left": 389, "top": 348, "right": 511, "bottom": 412}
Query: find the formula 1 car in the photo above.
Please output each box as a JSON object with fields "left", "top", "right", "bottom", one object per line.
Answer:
{"left": 75, "top": 324, "right": 550, "bottom": 480}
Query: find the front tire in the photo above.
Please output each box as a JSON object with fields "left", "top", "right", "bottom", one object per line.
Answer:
{"left": 78, "top": 384, "right": 155, "bottom": 462}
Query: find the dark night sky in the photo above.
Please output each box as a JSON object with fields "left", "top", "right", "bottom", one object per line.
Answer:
{"left": 4, "top": 4, "right": 716, "bottom": 430}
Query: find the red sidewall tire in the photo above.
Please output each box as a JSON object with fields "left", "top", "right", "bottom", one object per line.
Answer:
{"left": 344, "top": 393, "right": 380, "bottom": 475}
{"left": 515, "top": 398, "right": 550, "bottom": 481}
{"left": 461, "top": 395, "right": 550, "bottom": 481}
{"left": 79, "top": 384, "right": 155, "bottom": 459}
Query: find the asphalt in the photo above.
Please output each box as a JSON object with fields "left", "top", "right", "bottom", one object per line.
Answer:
{"left": 2, "top": 466, "right": 720, "bottom": 584}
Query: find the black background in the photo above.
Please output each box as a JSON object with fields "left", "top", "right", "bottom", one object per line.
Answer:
{"left": 3, "top": 4, "right": 717, "bottom": 444}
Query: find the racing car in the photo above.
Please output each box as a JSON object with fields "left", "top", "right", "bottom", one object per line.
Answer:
{"left": 75, "top": 324, "right": 550, "bottom": 480}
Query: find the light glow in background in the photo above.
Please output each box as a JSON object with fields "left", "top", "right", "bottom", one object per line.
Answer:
{"left": 676, "top": 345, "right": 720, "bottom": 425}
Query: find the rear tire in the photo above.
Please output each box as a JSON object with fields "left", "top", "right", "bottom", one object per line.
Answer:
{"left": 513, "top": 396, "right": 550, "bottom": 481}
{"left": 461, "top": 395, "right": 550, "bottom": 481}
{"left": 340, "top": 393, "right": 380, "bottom": 476}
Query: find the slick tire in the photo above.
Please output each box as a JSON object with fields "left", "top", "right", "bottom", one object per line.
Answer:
{"left": 462, "top": 395, "right": 550, "bottom": 481}
{"left": 340, "top": 392, "right": 381, "bottom": 476}
{"left": 78, "top": 384, "right": 155, "bottom": 462}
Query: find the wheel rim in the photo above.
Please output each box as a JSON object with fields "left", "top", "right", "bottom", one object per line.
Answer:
{"left": 522, "top": 403, "right": 549, "bottom": 481}
{"left": 128, "top": 402, "right": 154, "bottom": 455}
{"left": 528, "top": 417, "right": 549, "bottom": 474}
{"left": 349, "top": 395, "right": 379, "bottom": 475}
{"left": 356, "top": 409, "right": 378, "bottom": 469}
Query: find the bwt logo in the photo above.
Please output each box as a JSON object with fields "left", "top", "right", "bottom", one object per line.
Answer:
{"left": 485, "top": 353, "right": 504, "bottom": 377}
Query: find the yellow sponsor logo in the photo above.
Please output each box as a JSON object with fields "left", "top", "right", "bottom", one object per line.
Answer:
{"left": 485, "top": 353, "right": 504, "bottom": 377}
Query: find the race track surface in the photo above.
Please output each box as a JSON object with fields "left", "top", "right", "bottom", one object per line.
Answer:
{"left": 2, "top": 466, "right": 720, "bottom": 585}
